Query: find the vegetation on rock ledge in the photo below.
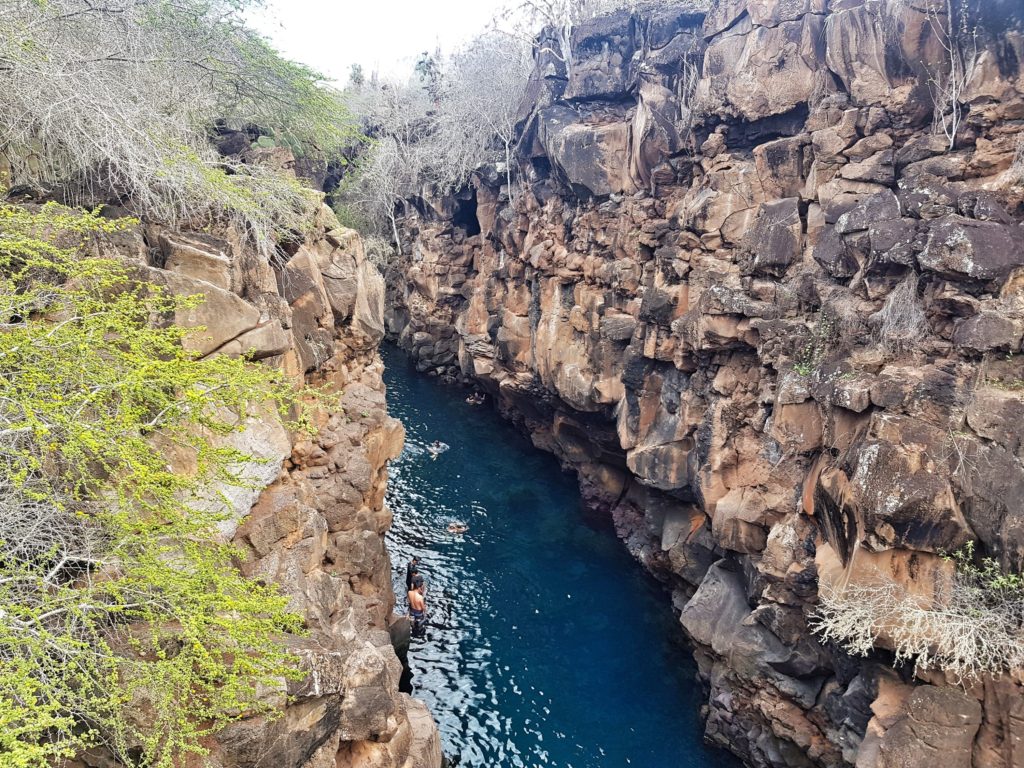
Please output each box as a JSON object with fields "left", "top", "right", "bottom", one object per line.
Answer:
{"left": 813, "top": 542, "right": 1024, "bottom": 680}
{"left": 0, "top": 203, "right": 306, "bottom": 767}
{"left": 0, "top": 0, "right": 355, "bottom": 256}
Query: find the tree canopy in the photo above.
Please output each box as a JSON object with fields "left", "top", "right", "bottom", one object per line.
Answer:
{"left": 337, "top": 32, "right": 532, "bottom": 255}
{"left": 0, "top": 0, "right": 356, "bottom": 255}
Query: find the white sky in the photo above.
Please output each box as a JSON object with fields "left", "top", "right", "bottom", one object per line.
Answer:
{"left": 248, "top": 0, "right": 507, "bottom": 83}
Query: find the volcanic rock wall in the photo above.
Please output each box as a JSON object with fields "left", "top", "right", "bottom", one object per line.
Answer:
{"left": 75, "top": 203, "right": 441, "bottom": 768}
{"left": 385, "top": 2, "right": 1024, "bottom": 766}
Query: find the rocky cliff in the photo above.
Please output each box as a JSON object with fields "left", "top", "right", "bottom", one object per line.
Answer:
{"left": 384, "top": 2, "right": 1024, "bottom": 766}
{"left": 73, "top": 198, "right": 441, "bottom": 768}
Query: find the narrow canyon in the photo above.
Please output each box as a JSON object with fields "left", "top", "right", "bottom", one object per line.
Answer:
{"left": 2, "top": 1, "right": 1023, "bottom": 767}
{"left": 382, "top": 1, "right": 1024, "bottom": 767}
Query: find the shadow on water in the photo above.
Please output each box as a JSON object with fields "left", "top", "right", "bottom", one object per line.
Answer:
{"left": 382, "top": 345, "right": 741, "bottom": 768}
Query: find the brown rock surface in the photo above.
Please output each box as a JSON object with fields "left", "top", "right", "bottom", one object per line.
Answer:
{"left": 81, "top": 207, "right": 440, "bottom": 768}
{"left": 874, "top": 686, "right": 983, "bottom": 768}
{"left": 384, "top": 1, "right": 1024, "bottom": 767}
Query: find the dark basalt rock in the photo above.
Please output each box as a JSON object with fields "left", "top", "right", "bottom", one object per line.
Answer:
{"left": 952, "top": 311, "right": 1024, "bottom": 354}
{"left": 740, "top": 198, "right": 803, "bottom": 278}
{"left": 918, "top": 215, "right": 1024, "bottom": 287}
{"left": 383, "top": 2, "right": 1024, "bottom": 766}
{"left": 813, "top": 227, "right": 860, "bottom": 280}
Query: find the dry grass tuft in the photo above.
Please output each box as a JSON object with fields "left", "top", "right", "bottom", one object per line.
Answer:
{"left": 872, "top": 273, "right": 929, "bottom": 354}
{"left": 813, "top": 551, "right": 1024, "bottom": 680}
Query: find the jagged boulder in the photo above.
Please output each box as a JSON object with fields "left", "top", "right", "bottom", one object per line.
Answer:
{"left": 918, "top": 216, "right": 1024, "bottom": 286}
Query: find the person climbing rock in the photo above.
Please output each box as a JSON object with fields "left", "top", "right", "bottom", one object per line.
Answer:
{"left": 408, "top": 580, "right": 427, "bottom": 634}
{"left": 405, "top": 556, "right": 420, "bottom": 591}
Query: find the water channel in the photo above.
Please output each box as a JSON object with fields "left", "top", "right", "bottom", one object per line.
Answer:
{"left": 383, "top": 345, "right": 740, "bottom": 768}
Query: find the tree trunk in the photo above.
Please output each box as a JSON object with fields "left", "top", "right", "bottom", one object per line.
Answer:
{"left": 504, "top": 138, "right": 514, "bottom": 204}
{"left": 390, "top": 210, "right": 402, "bottom": 256}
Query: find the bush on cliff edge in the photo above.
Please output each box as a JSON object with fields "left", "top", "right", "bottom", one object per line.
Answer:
{"left": 812, "top": 542, "right": 1024, "bottom": 680}
{"left": 0, "top": 0, "right": 354, "bottom": 257}
{"left": 0, "top": 203, "right": 306, "bottom": 767}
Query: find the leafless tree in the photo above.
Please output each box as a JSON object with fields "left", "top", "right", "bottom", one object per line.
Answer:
{"left": 350, "top": 137, "right": 414, "bottom": 255}
{"left": 351, "top": 78, "right": 435, "bottom": 164}
{"left": 341, "top": 80, "right": 435, "bottom": 252}
{"left": 882, "top": 0, "right": 979, "bottom": 150}
{"left": 925, "top": 0, "right": 979, "bottom": 149}
{"left": 341, "top": 33, "right": 531, "bottom": 246}
{"left": 0, "top": 0, "right": 348, "bottom": 254}
{"left": 439, "top": 32, "right": 532, "bottom": 199}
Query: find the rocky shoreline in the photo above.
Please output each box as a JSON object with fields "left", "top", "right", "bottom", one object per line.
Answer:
{"left": 383, "top": 1, "right": 1024, "bottom": 766}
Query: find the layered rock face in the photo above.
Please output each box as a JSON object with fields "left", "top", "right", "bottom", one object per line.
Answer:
{"left": 79, "top": 205, "right": 441, "bottom": 768}
{"left": 385, "top": 2, "right": 1024, "bottom": 766}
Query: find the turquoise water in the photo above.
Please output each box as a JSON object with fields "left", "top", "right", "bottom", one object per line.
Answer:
{"left": 383, "top": 345, "right": 739, "bottom": 768}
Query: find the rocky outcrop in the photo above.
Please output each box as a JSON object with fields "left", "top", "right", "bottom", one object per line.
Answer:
{"left": 77, "top": 199, "right": 440, "bottom": 768}
{"left": 385, "top": 2, "right": 1024, "bottom": 767}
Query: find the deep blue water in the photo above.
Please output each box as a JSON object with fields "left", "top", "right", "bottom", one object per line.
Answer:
{"left": 382, "top": 345, "right": 739, "bottom": 768}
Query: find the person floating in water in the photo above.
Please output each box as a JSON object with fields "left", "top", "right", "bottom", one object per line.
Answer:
{"left": 427, "top": 440, "right": 448, "bottom": 459}
{"left": 447, "top": 521, "right": 468, "bottom": 534}
{"left": 465, "top": 391, "right": 485, "bottom": 405}
{"left": 408, "top": 579, "right": 427, "bottom": 634}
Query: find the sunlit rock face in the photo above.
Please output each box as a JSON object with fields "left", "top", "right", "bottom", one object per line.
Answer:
{"left": 73, "top": 204, "right": 440, "bottom": 768}
{"left": 385, "top": 2, "right": 1024, "bottom": 766}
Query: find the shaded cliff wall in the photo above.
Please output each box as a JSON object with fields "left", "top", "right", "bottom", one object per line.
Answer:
{"left": 73, "top": 199, "right": 441, "bottom": 768}
{"left": 384, "top": 2, "right": 1024, "bottom": 767}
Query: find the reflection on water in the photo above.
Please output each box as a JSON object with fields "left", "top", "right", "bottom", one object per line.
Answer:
{"left": 383, "top": 346, "right": 740, "bottom": 768}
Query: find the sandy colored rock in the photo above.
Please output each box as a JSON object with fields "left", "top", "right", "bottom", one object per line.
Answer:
{"left": 146, "top": 268, "right": 261, "bottom": 356}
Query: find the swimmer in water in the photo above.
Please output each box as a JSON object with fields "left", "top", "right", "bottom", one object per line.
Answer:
{"left": 447, "top": 521, "right": 468, "bottom": 534}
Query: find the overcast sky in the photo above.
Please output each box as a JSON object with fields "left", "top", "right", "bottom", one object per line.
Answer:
{"left": 248, "top": 0, "right": 507, "bottom": 83}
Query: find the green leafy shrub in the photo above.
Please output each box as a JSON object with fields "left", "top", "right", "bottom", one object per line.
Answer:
{"left": 0, "top": 203, "right": 306, "bottom": 766}
{"left": 332, "top": 201, "right": 372, "bottom": 234}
